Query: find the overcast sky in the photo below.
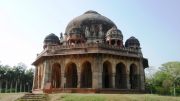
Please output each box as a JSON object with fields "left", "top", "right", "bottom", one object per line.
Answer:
{"left": 0, "top": 0, "right": 179, "bottom": 69}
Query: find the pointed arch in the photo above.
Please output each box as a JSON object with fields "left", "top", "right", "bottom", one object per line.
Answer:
{"left": 65, "top": 62, "right": 78, "bottom": 88}
{"left": 81, "top": 61, "right": 92, "bottom": 88}
{"left": 115, "top": 62, "right": 127, "bottom": 89}
{"left": 51, "top": 63, "right": 61, "bottom": 88}
{"left": 129, "top": 63, "right": 138, "bottom": 89}
{"left": 102, "top": 61, "right": 112, "bottom": 88}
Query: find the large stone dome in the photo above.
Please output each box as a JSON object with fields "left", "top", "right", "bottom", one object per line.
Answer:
{"left": 65, "top": 10, "right": 116, "bottom": 35}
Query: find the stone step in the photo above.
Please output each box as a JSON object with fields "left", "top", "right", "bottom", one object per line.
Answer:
{"left": 15, "top": 93, "right": 48, "bottom": 101}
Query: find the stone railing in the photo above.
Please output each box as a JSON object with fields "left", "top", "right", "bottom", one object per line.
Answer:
{"left": 43, "top": 43, "right": 141, "bottom": 57}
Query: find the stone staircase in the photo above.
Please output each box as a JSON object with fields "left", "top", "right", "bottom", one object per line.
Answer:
{"left": 15, "top": 93, "right": 48, "bottom": 101}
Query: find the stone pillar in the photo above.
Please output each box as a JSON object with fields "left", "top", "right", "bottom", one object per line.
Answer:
{"left": 92, "top": 54, "right": 102, "bottom": 89}
{"left": 126, "top": 73, "right": 130, "bottom": 89}
{"left": 98, "top": 72, "right": 102, "bottom": 88}
{"left": 112, "top": 63, "right": 116, "bottom": 88}
{"left": 112, "top": 73, "right": 115, "bottom": 88}
{"left": 42, "top": 60, "right": 51, "bottom": 89}
{"left": 76, "top": 62, "right": 81, "bottom": 88}
{"left": 41, "top": 66, "right": 45, "bottom": 89}
{"left": 61, "top": 72, "right": 65, "bottom": 88}
{"left": 77, "top": 72, "right": 81, "bottom": 88}
{"left": 139, "top": 59, "right": 145, "bottom": 90}
{"left": 37, "top": 67, "right": 40, "bottom": 89}
{"left": 61, "top": 61, "right": 65, "bottom": 88}
{"left": 32, "top": 66, "right": 37, "bottom": 89}
{"left": 126, "top": 62, "right": 131, "bottom": 89}
{"left": 93, "top": 72, "right": 102, "bottom": 88}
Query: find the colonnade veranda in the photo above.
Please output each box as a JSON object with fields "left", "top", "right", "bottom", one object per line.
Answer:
{"left": 33, "top": 55, "right": 145, "bottom": 91}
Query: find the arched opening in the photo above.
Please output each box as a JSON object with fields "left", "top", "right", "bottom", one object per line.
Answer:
{"left": 102, "top": 61, "right": 112, "bottom": 88}
{"left": 51, "top": 63, "right": 61, "bottom": 88}
{"left": 117, "top": 40, "right": 120, "bottom": 46}
{"left": 65, "top": 62, "right": 78, "bottom": 88}
{"left": 130, "top": 64, "right": 138, "bottom": 89}
{"left": 81, "top": 61, "right": 92, "bottom": 88}
{"left": 111, "top": 40, "right": 115, "bottom": 45}
{"left": 115, "top": 63, "right": 127, "bottom": 89}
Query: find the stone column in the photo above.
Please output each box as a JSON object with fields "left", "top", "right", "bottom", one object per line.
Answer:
{"left": 37, "top": 67, "right": 40, "bottom": 89}
{"left": 61, "top": 61, "right": 65, "bottom": 88}
{"left": 126, "top": 62, "right": 131, "bottom": 89}
{"left": 126, "top": 73, "right": 130, "bottom": 89}
{"left": 77, "top": 72, "right": 81, "bottom": 88}
{"left": 112, "top": 63, "right": 116, "bottom": 88}
{"left": 98, "top": 72, "right": 102, "bottom": 88}
{"left": 92, "top": 55, "right": 102, "bottom": 89}
{"left": 32, "top": 66, "right": 37, "bottom": 89}
{"left": 112, "top": 73, "right": 115, "bottom": 88}
{"left": 76, "top": 62, "right": 81, "bottom": 88}
{"left": 61, "top": 72, "right": 65, "bottom": 88}
{"left": 139, "top": 59, "right": 145, "bottom": 90}
{"left": 93, "top": 72, "right": 102, "bottom": 88}
{"left": 42, "top": 60, "right": 51, "bottom": 89}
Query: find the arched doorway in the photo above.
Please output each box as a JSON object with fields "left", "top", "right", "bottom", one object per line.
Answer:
{"left": 115, "top": 63, "right": 127, "bottom": 89}
{"left": 81, "top": 61, "right": 92, "bottom": 88}
{"left": 51, "top": 63, "right": 61, "bottom": 88}
{"left": 130, "top": 64, "right": 138, "bottom": 89}
{"left": 65, "top": 62, "right": 78, "bottom": 88}
{"left": 102, "top": 61, "right": 112, "bottom": 88}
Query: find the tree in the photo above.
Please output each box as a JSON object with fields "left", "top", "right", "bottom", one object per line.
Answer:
{"left": 0, "top": 64, "right": 6, "bottom": 93}
{"left": 0, "top": 62, "right": 34, "bottom": 93}
{"left": 145, "top": 61, "right": 180, "bottom": 96}
{"left": 160, "top": 62, "right": 180, "bottom": 96}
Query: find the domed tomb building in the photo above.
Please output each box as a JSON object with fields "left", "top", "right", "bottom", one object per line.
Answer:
{"left": 32, "top": 10, "right": 149, "bottom": 93}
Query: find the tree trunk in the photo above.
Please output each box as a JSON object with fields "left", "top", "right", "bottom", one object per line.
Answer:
{"left": 15, "top": 81, "right": 18, "bottom": 93}
{"left": 0, "top": 81, "right": 2, "bottom": 93}
{"left": 28, "top": 85, "right": 29, "bottom": 92}
{"left": 20, "top": 82, "right": 22, "bottom": 92}
{"left": 24, "top": 84, "right": 25, "bottom": 92}
{"left": 173, "top": 83, "right": 176, "bottom": 96}
{"left": 5, "top": 80, "right": 8, "bottom": 93}
{"left": 10, "top": 81, "right": 12, "bottom": 93}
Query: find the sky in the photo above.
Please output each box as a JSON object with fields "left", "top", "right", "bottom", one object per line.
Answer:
{"left": 0, "top": 0, "right": 180, "bottom": 70}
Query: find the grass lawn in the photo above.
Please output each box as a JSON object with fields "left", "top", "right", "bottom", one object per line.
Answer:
{"left": 48, "top": 93, "right": 180, "bottom": 101}
{"left": 0, "top": 93, "right": 24, "bottom": 101}
{"left": 0, "top": 93, "right": 180, "bottom": 101}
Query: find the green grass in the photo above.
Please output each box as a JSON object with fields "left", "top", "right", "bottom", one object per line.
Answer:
{"left": 0, "top": 93, "right": 180, "bottom": 101}
{"left": 48, "top": 93, "right": 180, "bottom": 101}
{"left": 0, "top": 93, "right": 24, "bottom": 101}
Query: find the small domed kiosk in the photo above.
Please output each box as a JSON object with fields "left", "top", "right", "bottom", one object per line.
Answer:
{"left": 43, "top": 33, "right": 60, "bottom": 49}
{"left": 125, "top": 36, "right": 140, "bottom": 49}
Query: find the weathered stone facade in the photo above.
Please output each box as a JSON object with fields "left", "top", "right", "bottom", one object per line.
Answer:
{"left": 32, "top": 10, "right": 148, "bottom": 93}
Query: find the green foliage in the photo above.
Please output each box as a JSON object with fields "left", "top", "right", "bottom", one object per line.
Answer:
{"left": 0, "top": 62, "right": 34, "bottom": 93}
{"left": 146, "top": 61, "right": 180, "bottom": 96}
